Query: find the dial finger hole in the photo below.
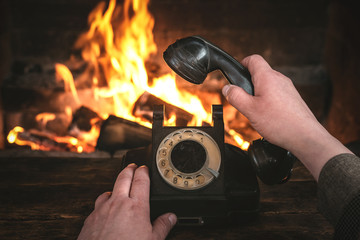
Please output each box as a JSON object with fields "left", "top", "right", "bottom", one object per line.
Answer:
{"left": 195, "top": 175, "right": 205, "bottom": 185}
{"left": 184, "top": 177, "right": 194, "bottom": 188}
{"left": 159, "top": 159, "right": 168, "bottom": 168}
{"left": 163, "top": 169, "right": 174, "bottom": 179}
{"left": 172, "top": 175, "right": 183, "bottom": 185}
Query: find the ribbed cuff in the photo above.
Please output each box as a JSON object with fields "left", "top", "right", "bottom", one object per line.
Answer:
{"left": 317, "top": 153, "right": 360, "bottom": 225}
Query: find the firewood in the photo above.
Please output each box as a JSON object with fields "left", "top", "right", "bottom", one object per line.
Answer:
{"left": 13, "top": 129, "right": 94, "bottom": 152}
{"left": 132, "top": 91, "right": 193, "bottom": 126}
{"left": 96, "top": 115, "right": 151, "bottom": 154}
{"left": 69, "top": 106, "right": 103, "bottom": 131}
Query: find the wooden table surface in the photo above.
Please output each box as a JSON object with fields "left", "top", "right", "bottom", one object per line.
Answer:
{"left": 0, "top": 150, "right": 333, "bottom": 239}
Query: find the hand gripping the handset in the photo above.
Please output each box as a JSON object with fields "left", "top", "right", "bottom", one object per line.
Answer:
{"left": 163, "top": 36, "right": 295, "bottom": 185}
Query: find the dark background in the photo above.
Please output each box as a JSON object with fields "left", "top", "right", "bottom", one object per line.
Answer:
{"left": 1, "top": 0, "right": 360, "bottom": 149}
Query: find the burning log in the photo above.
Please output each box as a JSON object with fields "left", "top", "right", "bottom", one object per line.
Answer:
{"left": 96, "top": 115, "right": 152, "bottom": 154}
{"left": 2, "top": 0, "right": 257, "bottom": 154}
{"left": 7, "top": 127, "right": 94, "bottom": 152}
{"left": 133, "top": 91, "right": 193, "bottom": 126}
{"left": 69, "top": 106, "right": 103, "bottom": 132}
{"left": 66, "top": 106, "right": 103, "bottom": 149}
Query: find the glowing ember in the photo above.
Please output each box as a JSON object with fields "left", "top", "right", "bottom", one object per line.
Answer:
{"left": 7, "top": 126, "right": 23, "bottom": 144}
{"left": 7, "top": 0, "right": 254, "bottom": 152}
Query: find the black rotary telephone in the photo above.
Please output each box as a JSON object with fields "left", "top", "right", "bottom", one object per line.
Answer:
{"left": 163, "top": 36, "right": 295, "bottom": 185}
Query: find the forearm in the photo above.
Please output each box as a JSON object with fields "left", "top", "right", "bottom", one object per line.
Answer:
{"left": 223, "top": 54, "right": 354, "bottom": 181}
{"left": 286, "top": 121, "right": 353, "bottom": 181}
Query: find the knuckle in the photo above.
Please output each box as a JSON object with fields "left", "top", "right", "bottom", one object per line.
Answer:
{"left": 94, "top": 192, "right": 111, "bottom": 208}
{"left": 118, "top": 165, "right": 136, "bottom": 178}
{"left": 108, "top": 197, "right": 120, "bottom": 209}
{"left": 247, "top": 54, "right": 262, "bottom": 65}
{"left": 107, "top": 200, "right": 121, "bottom": 215}
{"left": 250, "top": 54, "right": 262, "bottom": 61}
{"left": 227, "top": 87, "right": 242, "bottom": 102}
{"left": 132, "top": 176, "right": 149, "bottom": 186}
{"left": 133, "top": 198, "right": 147, "bottom": 209}
{"left": 117, "top": 171, "right": 130, "bottom": 181}
{"left": 109, "top": 197, "right": 130, "bottom": 210}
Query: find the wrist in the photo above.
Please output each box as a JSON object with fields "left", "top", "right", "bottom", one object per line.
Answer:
{"left": 288, "top": 123, "right": 353, "bottom": 181}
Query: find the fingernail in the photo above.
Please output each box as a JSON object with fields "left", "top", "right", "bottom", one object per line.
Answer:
{"left": 222, "top": 84, "right": 230, "bottom": 97}
{"left": 138, "top": 165, "right": 148, "bottom": 169}
{"left": 127, "top": 163, "right": 137, "bottom": 167}
{"left": 168, "top": 213, "right": 177, "bottom": 226}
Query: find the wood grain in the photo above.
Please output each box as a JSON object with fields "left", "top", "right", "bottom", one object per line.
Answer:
{"left": 0, "top": 155, "right": 333, "bottom": 239}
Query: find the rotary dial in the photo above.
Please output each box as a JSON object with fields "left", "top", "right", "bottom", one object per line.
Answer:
{"left": 156, "top": 128, "right": 221, "bottom": 190}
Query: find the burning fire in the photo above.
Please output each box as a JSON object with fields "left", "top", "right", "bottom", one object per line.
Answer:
{"left": 7, "top": 0, "right": 253, "bottom": 152}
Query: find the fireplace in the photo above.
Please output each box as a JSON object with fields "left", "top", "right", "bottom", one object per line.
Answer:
{"left": 1, "top": 0, "right": 266, "bottom": 154}
{"left": 2, "top": 0, "right": 357, "bottom": 155}
{"left": 0, "top": 0, "right": 359, "bottom": 238}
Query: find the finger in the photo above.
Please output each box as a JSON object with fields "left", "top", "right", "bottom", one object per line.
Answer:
{"left": 241, "top": 54, "right": 272, "bottom": 77}
{"left": 152, "top": 213, "right": 177, "bottom": 240}
{"left": 111, "top": 163, "right": 137, "bottom": 198}
{"left": 129, "top": 165, "right": 150, "bottom": 202}
{"left": 222, "top": 84, "right": 254, "bottom": 116}
{"left": 241, "top": 54, "right": 272, "bottom": 73}
{"left": 94, "top": 191, "right": 112, "bottom": 209}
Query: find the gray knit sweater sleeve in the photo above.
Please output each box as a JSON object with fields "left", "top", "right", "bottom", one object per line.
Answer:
{"left": 317, "top": 153, "right": 360, "bottom": 226}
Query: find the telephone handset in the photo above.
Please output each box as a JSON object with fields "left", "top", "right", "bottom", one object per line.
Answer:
{"left": 163, "top": 36, "right": 295, "bottom": 185}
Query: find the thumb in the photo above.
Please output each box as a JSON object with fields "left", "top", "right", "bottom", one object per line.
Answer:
{"left": 152, "top": 213, "right": 177, "bottom": 240}
{"left": 222, "top": 84, "right": 254, "bottom": 116}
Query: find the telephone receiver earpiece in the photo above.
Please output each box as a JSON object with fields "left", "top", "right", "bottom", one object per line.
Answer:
{"left": 163, "top": 36, "right": 254, "bottom": 95}
{"left": 164, "top": 35, "right": 295, "bottom": 185}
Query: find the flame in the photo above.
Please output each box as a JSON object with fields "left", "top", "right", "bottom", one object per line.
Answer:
{"left": 228, "top": 129, "right": 250, "bottom": 150}
{"left": 55, "top": 63, "right": 81, "bottom": 105}
{"left": 65, "top": 106, "right": 73, "bottom": 120}
{"left": 7, "top": 0, "right": 251, "bottom": 152}
{"left": 72, "top": 0, "right": 213, "bottom": 127}
{"left": 163, "top": 112, "right": 177, "bottom": 126}
{"left": 147, "top": 74, "right": 213, "bottom": 126}
{"left": 74, "top": 117, "right": 103, "bottom": 147}
{"left": 35, "top": 113, "right": 56, "bottom": 130}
